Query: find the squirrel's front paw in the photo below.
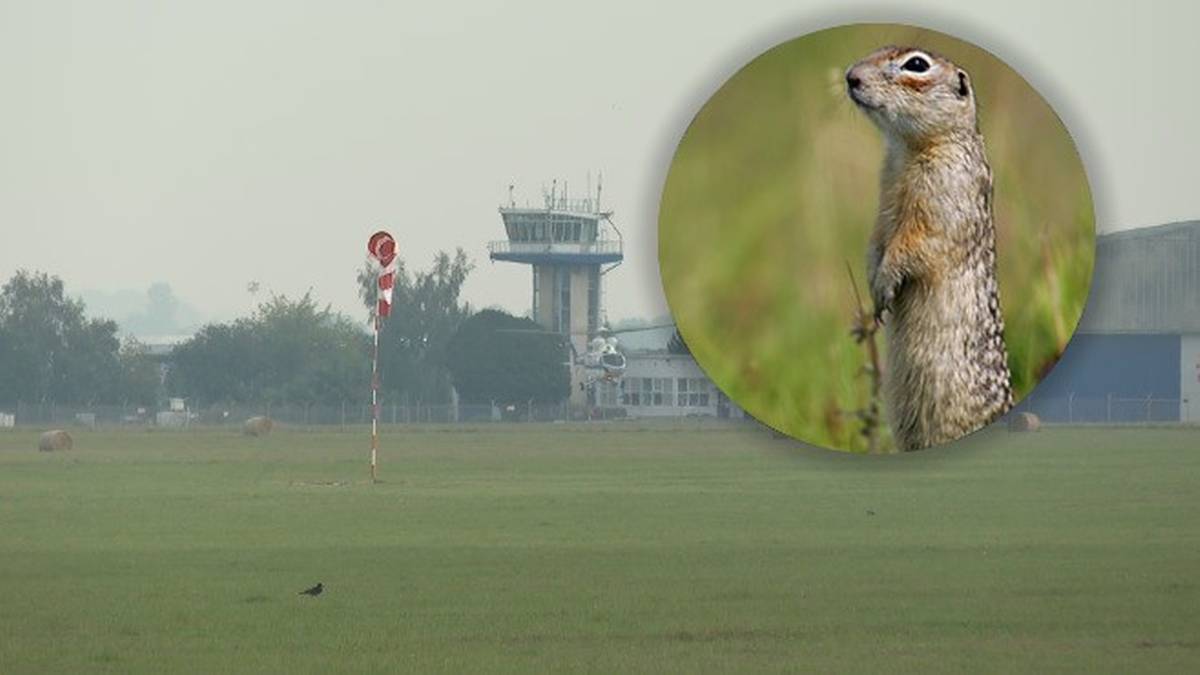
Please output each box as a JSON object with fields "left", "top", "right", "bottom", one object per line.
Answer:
{"left": 870, "top": 271, "right": 900, "bottom": 324}
{"left": 873, "top": 277, "right": 892, "bottom": 321}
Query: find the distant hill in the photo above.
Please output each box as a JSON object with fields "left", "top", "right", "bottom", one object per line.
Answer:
{"left": 77, "top": 282, "right": 206, "bottom": 338}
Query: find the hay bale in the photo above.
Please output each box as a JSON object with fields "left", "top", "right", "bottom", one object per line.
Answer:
{"left": 1007, "top": 412, "right": 1041, "bottom": 432}
{"left": 242, "top": 416, "right": 274, "bottom": 436}
{"left": 38, "top": 429, "right": 73, "bottom": 451}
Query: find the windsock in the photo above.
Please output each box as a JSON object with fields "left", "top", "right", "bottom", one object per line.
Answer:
{"left": 367, "top": 231, "right": 397, "bottom": 318}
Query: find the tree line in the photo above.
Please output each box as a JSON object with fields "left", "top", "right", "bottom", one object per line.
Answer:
{"left": 0, "top": 271, "right": 159, "bottom": 405}
{"left": 0, "top": 251, "right": 569, "bottom": 409}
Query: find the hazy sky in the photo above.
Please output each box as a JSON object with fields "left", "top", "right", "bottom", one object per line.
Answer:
{"left": 2, "top": 1, "right": 1197, "bottom": 330}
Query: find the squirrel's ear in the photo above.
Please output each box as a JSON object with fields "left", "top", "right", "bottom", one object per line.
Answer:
{"left": 956, "top": 71, "right": 970, "bottom": 98}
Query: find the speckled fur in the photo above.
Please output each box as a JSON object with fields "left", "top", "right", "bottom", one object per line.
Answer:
{"left": 847, "top": 46, "right": 1013, "bottom": 450}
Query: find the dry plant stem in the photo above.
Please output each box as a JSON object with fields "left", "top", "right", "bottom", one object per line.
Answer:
{"left": 845, "top": 261, "right": 885, "bottom": 453}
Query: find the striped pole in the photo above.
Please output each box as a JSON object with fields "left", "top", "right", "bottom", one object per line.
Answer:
{"left": 371, "top": 313, "right": 380, "bottom": 482}
{"left": 366, "top": 230, "right": 396, "bottom": 484}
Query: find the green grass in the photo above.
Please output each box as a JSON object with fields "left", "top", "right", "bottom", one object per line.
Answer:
{"left": 1, "top": 424, "right": 1198, "bottom": 673}
{"left": 658, "top": 25, "right": 1095, "bottom": 451}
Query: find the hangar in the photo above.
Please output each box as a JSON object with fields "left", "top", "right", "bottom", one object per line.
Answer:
{"left": 1018, "top": 221, "right": 1200, "bottom": 423}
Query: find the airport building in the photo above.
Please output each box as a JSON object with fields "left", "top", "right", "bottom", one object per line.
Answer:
{"left": 612, "top": 351, "right": 743, "bottom": 419}
{"left": 1017, "top": 221, "right": 1200, "bottom": 423}
{"left": 488, "top": 182, "right": 622, "bottom": 409}
{"left": 488, "top": 180, "right": 738, "bottom": 419}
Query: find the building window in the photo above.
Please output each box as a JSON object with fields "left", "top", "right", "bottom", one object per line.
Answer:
{"left": 676, "top": 378, "right": 711, "bottom": 407}
{"left": 621, "top": 377, "right": 641, "bottom": 406}
{"left": 622, "top": 377, "right": 680, "bottom": 407}
{"left": 650, "top": 377, "right": 673, "bottom": 406}
{"left": 587, "top": 266, "right": 600, "bottom": 335}
{"left": 532, "top": 269, "right": 540, "bottom": 321}
{"left": 597, "top": 381, "right": 618, "bottom": 407}
{"left": 556, "top": 267, "right": 571, "bottom": 334}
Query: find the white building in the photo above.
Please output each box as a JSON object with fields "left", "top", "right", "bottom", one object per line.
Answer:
{"left": 602, "top": 351, "right": 743, "bottom": 418}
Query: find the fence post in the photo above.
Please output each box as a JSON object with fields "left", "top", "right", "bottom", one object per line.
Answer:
{"left": 341, "top": 400, "right": 347, "bottom": 431}
{"left": 1107, "top": 393, "right": 1112, "bottom": 423}
{"left": 1067, "top": 392, "right": 1074, "bottom": 424}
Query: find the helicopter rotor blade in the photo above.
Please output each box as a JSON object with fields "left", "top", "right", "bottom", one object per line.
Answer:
{"left": 600, "top": 323, "right": 677, "bottom": 335}
{"left": 492, "top": 328, "right": 578, "bottom": 358}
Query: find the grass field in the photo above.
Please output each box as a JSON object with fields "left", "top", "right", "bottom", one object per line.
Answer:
{"left": 1, "top": 423, "right": 1197, "bottom": 673}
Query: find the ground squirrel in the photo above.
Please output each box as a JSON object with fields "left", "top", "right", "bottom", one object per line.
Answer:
{"left": 846, "top": 46, "right": 1013, "bottom": 450}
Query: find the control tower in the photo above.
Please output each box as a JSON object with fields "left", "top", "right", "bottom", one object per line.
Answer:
{"left": 488, "top": 180, "right": 623, "bottom": 407}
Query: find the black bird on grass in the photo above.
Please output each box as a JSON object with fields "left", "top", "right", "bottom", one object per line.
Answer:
{"left": 299, "top": 582, "right": 324, "bottom": 597}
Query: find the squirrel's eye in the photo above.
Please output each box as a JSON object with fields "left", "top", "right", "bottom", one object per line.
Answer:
{"left": 901, "top": 56, "right": 930, "bottom": 73}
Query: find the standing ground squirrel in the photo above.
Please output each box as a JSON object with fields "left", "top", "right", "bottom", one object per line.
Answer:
{"left": 846, "top": 46, "right": 1013, "bottom": 450}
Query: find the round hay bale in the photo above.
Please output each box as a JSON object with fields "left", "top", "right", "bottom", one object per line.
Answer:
{"left": 1007, "top": 412, "right": 1041, "bottom": 432}
{"left": 242, "top": 416, "right": 274, "bottom": 436}
{"left": 38, "top": 429, "right": 73, "bottom": 452}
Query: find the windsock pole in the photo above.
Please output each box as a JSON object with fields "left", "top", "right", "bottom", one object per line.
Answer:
{"left": 366, "top": 230, "right": 397, "bottom": 484}
{"left": 371, "top": 313, "right": 380, "bottom": 482}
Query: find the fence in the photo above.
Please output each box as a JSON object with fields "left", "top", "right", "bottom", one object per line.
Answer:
{"left": 5, "top": 395, "right": 1191, "bottom": 431}
{"left": 0, "top": 400, "right": 575, "bottom": 430}
{"left": 1016, "top": 394, "right": 1191, "bottom": 425}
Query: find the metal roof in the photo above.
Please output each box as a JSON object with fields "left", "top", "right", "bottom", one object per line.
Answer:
{"left": 1078, "top": 221, "right": 1200, "bottom": 333}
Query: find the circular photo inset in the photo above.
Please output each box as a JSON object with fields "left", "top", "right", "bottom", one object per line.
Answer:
{"left": 658, "top": 24, "right": 1095, "bottom": 452}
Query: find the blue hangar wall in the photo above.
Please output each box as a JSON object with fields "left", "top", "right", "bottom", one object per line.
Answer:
{"left": 1017, "top": 333, "right": 1181, "bottom": 422}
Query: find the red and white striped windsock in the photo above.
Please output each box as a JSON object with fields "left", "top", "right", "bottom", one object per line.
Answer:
{"left": 367, "top": 231, "right": 398, "bottom": 318}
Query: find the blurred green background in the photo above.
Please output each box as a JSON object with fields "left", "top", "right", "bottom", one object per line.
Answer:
{"left": 659, "top": 24, "right": 1094, "bottom": 452}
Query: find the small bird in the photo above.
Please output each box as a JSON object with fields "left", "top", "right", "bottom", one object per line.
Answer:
{"left": 299, "top": 582, "right": 323, "bottom": 597}
{"left": 866, "top": 510, "right": 876, "bottom": 516}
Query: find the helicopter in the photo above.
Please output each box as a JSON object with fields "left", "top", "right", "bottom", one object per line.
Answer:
{"left": 578, "top": 334, "right": 625, "bottom": 384}
{"left": 574, "top": 323, "right": 680, "bottom": 386}
{"left": 501, "top": 323, "right": 677, "bottom": 387}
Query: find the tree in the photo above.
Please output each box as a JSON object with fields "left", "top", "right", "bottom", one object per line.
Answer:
{"left": 117, "top": 338, "right": 163, "bottom": 406}
{"left": 0, "top": 271, "right": 74, "bottom": 403}
{"left": 356, "top": 248, "right": 475, "bottom": 404}
{"left": 0, "top": 270, "right": 125, "bottom": 404}
{"left": 167, "top": 320, "right": 259, "bottom": 403}
{"left": 168, "top": 292, "right": 369, "bottom": 405}
{"left": 445, "top": 309, "right": 569, "bottom": 406}
{"left": 252, "top": 293, "right": 369, "bottom": 403}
